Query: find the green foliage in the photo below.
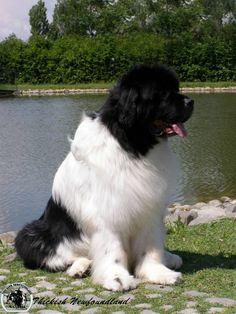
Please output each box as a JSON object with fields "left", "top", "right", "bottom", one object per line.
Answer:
{"left": 0, "top": 0, "right": 235, "bottom": 84}
{"left": 29, "top": 0, "right": 49, "bottom": 37}
{"left": 0, "top": 35, "right": 25, "bottom": 84}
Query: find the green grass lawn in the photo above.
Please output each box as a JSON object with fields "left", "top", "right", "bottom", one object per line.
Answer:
{"left": 180, "top": 81, "right": 236, "bottom": 88}
{"left": 0, "top": 81, "right": 236, "bottom": 91}
{"left": 0, "top": 82, "right": 114, "bottom": 91}
{"left": 0, "top": 219, "right": 235, "bottom": 313}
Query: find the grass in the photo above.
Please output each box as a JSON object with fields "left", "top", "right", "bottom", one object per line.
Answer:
{"left": 0, "top": 81, "right": 236, "bottom": 91}
{"left": 180, "top": 81, "right": 236, "bottom": 88}
{"left": 0, "top": 219, "right": 235, "bottom": 313}
{"left": 166, "top": 220, "right": 236, "bottom": 297}
{"left": 0, "top": 82, "right": 115, "bottom": 91}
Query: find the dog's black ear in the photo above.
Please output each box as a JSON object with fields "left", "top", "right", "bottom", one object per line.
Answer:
{"left": 118, "top": 87, "right": 139, "bottom": 128}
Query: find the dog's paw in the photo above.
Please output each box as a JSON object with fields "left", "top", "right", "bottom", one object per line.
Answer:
{"left": 94, "top": 267, "right": 138, "bottom": 291}
{"left": 66, "top": 257, "right": 91, "bottom": 278}
{"left": 164, "top": 251, "right": 183, "bottom": 269}
{"left": 103, "top": 274, "right": 137, "bottom": 291}
{"left": 154, "top": 268, "right": 182, "bottom": 285}
{"left": 137, "top": 263, "right": 182, "bottom": 285}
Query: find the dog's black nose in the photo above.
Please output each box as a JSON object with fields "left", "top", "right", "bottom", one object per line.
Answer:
{"left": 184, "top": 98, "right": 194, "bottom": 107}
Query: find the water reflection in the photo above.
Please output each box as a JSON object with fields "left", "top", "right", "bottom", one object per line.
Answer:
{"left": 170, "top": 93, "right": 236, "bottom": 203}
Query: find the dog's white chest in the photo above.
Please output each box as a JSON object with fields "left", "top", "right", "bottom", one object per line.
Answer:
{"left": 52, "top": 117, "right": 177, "bottom": 234}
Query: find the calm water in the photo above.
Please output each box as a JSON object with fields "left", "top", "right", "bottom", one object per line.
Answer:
{"left": 0, "top": 93, "right": 235, "bottom": 233}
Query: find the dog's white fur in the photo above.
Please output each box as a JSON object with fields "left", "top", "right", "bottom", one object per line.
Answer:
{"left": 49, "top": 114, "right": 182, "bottom": 290}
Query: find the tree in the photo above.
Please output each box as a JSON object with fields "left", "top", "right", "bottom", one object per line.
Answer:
{"left": 29, "top": 0, "right": 49, "bottom": 36}
{"left": 0, "top": 34, "right": 25, "bottom": 83}
{"left": 52, "top": 0, "right": 107, "bottom": 37}
{"left": 1, "top": 0, "right": 235, "bottom": 84}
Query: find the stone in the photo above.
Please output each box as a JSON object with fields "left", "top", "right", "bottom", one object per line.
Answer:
{"left": 0, "top": 231, "right": 17, "bottom": 244}
{"left": 0, "top": 275, "right": 6, "bottom": 281}
{"left": 194, "top": 202, "right": 206, "bottom": 209}
{"left": 161, "top": 305, "right": 173, "bottom": 311}
{"left": 200, "top": 205, "right": 223, "bottom": 212}
{"left": 208, "top": 200, "right": 222, "bottom": 207}
{"left": 61, "top": 303, "right": 82, "bottom": 312}
{"left": 140, "top": 310, "right": 160, "bottom": 314}
{"left": 77, "top": 288, "right": 96, "bottom": 293}
{"left": 189, "top": 216, "right": 217, "bottom": 225}
{"left": 178, "top": 210, "right": 198, "bottom": 225}
{"left": 177, "top": 309, "right": 198, "bottom": 314}
{"left": 146, "top": 294, "right": 162, "bottom": 299}
{"left": 111, "top": 312, "right": 126, "bottom": 314}
{"left": 135, "top": 303, "right": 152, "bottom": 309}
{"left": 35, "top": 276, "right": 47, "bottom": 280}
{"left": 80, "top": 308, "right": 101, "bottom": 314}
{"left": 100, "top": 290, "right": 114, "bottom": 296}
{"left": 36, "top": 281, "right": 56, "bottom": 290}
{"left": 165, "top": 213, "right": 179, "bottom": 224}
{"left": 58, "top": 277, "right": 67, "bottom": 281}
{"left": 38, "top": 311, "right": 64, "bottom": 314}
{"left": 183, "top": 290, "right": 209, "bottom": 297}
{"left": 181, "top": 205, "right": 191, "bottom": 211}
{"left": 29, "top": 287, "right": 38, "bottom": 294}
{"left": 84, "top": 294, "right": 103, "bottom": 302}
{"left": 189, "top": 206, "right": 226, "bottom": 225}
{"left": 4, "top": 252, "right": 17, "bottom": 262}
{"left": 61, "top": 287, "right": 72, "bottom": 292}
{"left": 145, "top": 284, "right": 174, "bottom": 292}
{"left": 166, "top": 210, "right": 198, "bottom": 225}
{"left": 220, "top": 196, "right": 231, "bottom": 202}
{"left": 31, "top": 304, "right": 45, "bottom": 310}
{"left": 224, "top": 204, "right": 236, "bottom": 213}
{"left": 35, "top": 291, "right": 55, "bottom": 298}
{"left": 186, "top": 301, "right": 198, "bottom": 307}
{"left": 206, "top": 297, "right": 236, "bottom": 306}
{"left": 208, "top": 308, "right": 225, "bottom": 313}
{"left": 71, "top": 279, "right": 84, "bottom": 286}
{"left": 0, "top": 268, "right": 10, "bottom": 274}
{"left": 170, "top": 202, "right": 181, "bottom": 208}
{"left": 225, "top": 212, "right": 236, "bottom": 218}
{"left": 56, "top": 295, "right": 71, "bottom": 301}
{"left": 118, "top": 293, "right": 135, "bottom": 301}
{"left": 167, "top": 207, "right": 176, "bottom": 214}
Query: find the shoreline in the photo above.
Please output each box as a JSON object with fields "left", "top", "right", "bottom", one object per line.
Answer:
{"left": 1, "top": 197, "right": 235, "bottom": 244}
{"left": 14, "top": 86, "right": 236, "bottom": 96}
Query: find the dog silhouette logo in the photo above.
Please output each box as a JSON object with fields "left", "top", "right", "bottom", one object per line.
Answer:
{"left": 0, "top": 283, "right": 33, "bottom": 312}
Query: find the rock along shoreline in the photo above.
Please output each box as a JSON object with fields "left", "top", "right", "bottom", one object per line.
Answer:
{"left": 14, "top": 86, "right": 236, "bottom": 96}
{"left": 165, "top": 196, "right": 236, "bottom": 226}
{"left": 0, "top": 196, "right": 235, "bottom": 245}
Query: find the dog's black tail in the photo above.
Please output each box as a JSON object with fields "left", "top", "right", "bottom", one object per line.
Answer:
{"left": 15, "top": 197, "right": 82, "bottom": 270}
{"left": 15, "top": 218, "right": 51, "bottom": 269}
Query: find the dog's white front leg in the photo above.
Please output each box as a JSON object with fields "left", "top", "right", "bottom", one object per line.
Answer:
{"left": 90, "top": 229, "right": 137, "bottom": 291}
{"left": 133, "top": 219, "right": 182, "bottom": 285}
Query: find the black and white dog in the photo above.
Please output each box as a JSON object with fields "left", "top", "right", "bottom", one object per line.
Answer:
{"left": 15, "top": 65, "right": 194, "bottom": 291}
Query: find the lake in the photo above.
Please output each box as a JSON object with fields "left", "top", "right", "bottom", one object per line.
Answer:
{"left": 0, "top": 93, "right": 235, "bottom": 233}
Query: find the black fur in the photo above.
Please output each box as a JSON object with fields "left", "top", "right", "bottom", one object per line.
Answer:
{"left": 100, "top": 64, "right": 193, "bottom": 156}
{"left": 15, "top": 197, "right": 82, "bottom": 270}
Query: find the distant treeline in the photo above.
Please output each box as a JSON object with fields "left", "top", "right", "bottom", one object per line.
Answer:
{"left": 0, "top": 0, "right": 235, "bottom": 84}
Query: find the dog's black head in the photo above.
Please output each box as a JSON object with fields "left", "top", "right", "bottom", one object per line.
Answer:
{"left": 100, "top": 64, "right": 194, "bottom": 157}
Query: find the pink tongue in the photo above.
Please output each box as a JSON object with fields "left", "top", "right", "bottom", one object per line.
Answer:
{"left": 172, "top": 123, "right": 187, "bottom": 137}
